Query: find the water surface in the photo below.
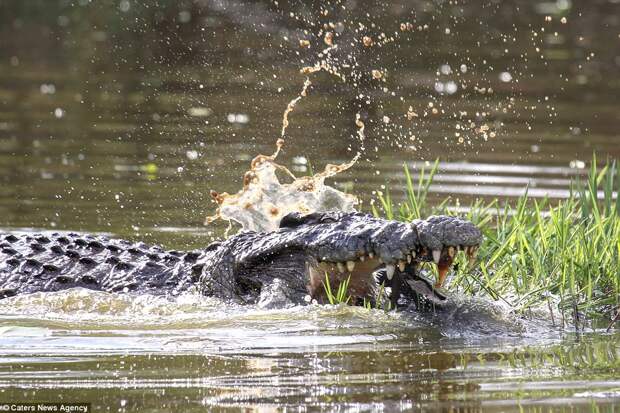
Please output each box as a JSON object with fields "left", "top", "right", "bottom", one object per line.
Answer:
{"left": 1, "top": 290, "right": 619, "bottom": 411}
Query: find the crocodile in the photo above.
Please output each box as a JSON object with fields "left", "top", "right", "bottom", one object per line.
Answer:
{"left": 0, "top": 212, "right": 482, "bottom": 308}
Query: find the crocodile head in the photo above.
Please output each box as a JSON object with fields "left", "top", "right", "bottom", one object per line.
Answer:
{"left": 200, "top": 211, "right": 482, "bottom": 307}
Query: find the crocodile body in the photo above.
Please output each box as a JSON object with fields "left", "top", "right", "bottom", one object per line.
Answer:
{"left": 0, "top": 212, "right": 482, "bottom": 307}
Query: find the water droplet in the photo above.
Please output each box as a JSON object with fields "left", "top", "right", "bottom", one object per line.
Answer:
{"left": 40, "top": 84, "right": 56, "bottom": 94}
{"left": 178, "top": 10, "right": 191, "bottom": 23}
{"left": 119, "top": 0, "right": 130, "bottom": 12}
{"left": 227, "top": 113, "right": 249, "bottom": 124}
{"left": 499, "top": 72, "right": 513, "bottom": 82}
{"left": 440, "top": 64, "right": 452, "bottom": 75}
{"left": 188, "top": 107, "right": 212, "bottom": 117}
{"left": 569, "top": 160, "right": 585, "bottom": 169}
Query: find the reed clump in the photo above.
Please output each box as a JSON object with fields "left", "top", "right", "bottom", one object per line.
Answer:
{"left": 372, "top": 156, "right": 620, "bottom": 324}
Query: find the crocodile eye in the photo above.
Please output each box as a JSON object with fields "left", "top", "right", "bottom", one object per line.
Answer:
{"left": 205, "top": 241, "right": 222, "bottom": 252}
{"left": 280, "top": 212, "right": 336, "bottom": 229}
{"left": 279, "top": 212, "right": 307, "bottom": 229}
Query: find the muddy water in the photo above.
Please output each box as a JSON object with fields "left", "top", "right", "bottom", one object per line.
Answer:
{"left": 1, "top": 1, "right": 620, "bottom": 411}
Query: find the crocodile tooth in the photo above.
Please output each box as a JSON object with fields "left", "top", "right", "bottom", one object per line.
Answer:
{"left": 406, "top": 254, "right": 412, "bottom": 264}
{"left": 346, "top": 260, "right": 356, "bottom": 272}
{"left": 359, "top": 255, "right": 366, "bottom": 262}
{"left": 447, "top": 246, "right": 456, "bottom": 258}
{"left": 369, "top": 252, "right": 375, "bottom": 259}
{"left": 337, "top": 262, "right": 346, "bottom": 273}
{"left": 468, "top": 246, "right": 478, "bottom": 266}
{"left": 398, "top": 260, "right": 406, "bottom": 272}
{"left": 410, "top": 250, "right": 416, "bottom": 258}
{"left": 385, "top": 264, "right": 395, "bottom": 280}
{"left": 432, "top": 249, "right": 441, "bottom": 264}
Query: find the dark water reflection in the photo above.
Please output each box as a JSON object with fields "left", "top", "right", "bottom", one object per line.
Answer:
{"left": 1, "top": 0, "right": 620, "bottom": 411}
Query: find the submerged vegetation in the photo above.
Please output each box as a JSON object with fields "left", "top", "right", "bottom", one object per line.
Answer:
{"left": 371, "top": 156, "right": 620, "bottom": 326}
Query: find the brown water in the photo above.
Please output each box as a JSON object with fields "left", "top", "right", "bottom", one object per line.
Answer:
{"left": 1, "top": 1, "right": 620, "bottom": 411}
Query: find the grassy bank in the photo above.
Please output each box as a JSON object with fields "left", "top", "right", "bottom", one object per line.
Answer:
{"left": 371, "top": 156, "right": 620, "bottom": 327}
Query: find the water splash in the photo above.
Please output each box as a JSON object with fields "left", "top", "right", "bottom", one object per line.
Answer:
{"left": 0, "top": 287, "right": 559, "bottom": 343}
{"left": 206, "top": 41, "right": 370, "bottom": 233}
{"left": 206, "top": 144, "right": 359, "bottom": 232}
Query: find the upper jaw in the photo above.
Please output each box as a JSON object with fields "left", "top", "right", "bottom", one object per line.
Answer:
{"left": 310, "top": 213, "right": 482, "bottom": 270}
{"left": 413, "top": 215, "right": 482, "bottom": 251}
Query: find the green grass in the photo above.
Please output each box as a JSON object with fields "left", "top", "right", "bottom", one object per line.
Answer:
{"left": 371, "top": 155, "right": 620, "bottom": 325}
{"left": 322, "top": 273, "right": 352, "bottom": 305}
{"left": 363, "top": 282, "right": 392, "bottom": 311}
